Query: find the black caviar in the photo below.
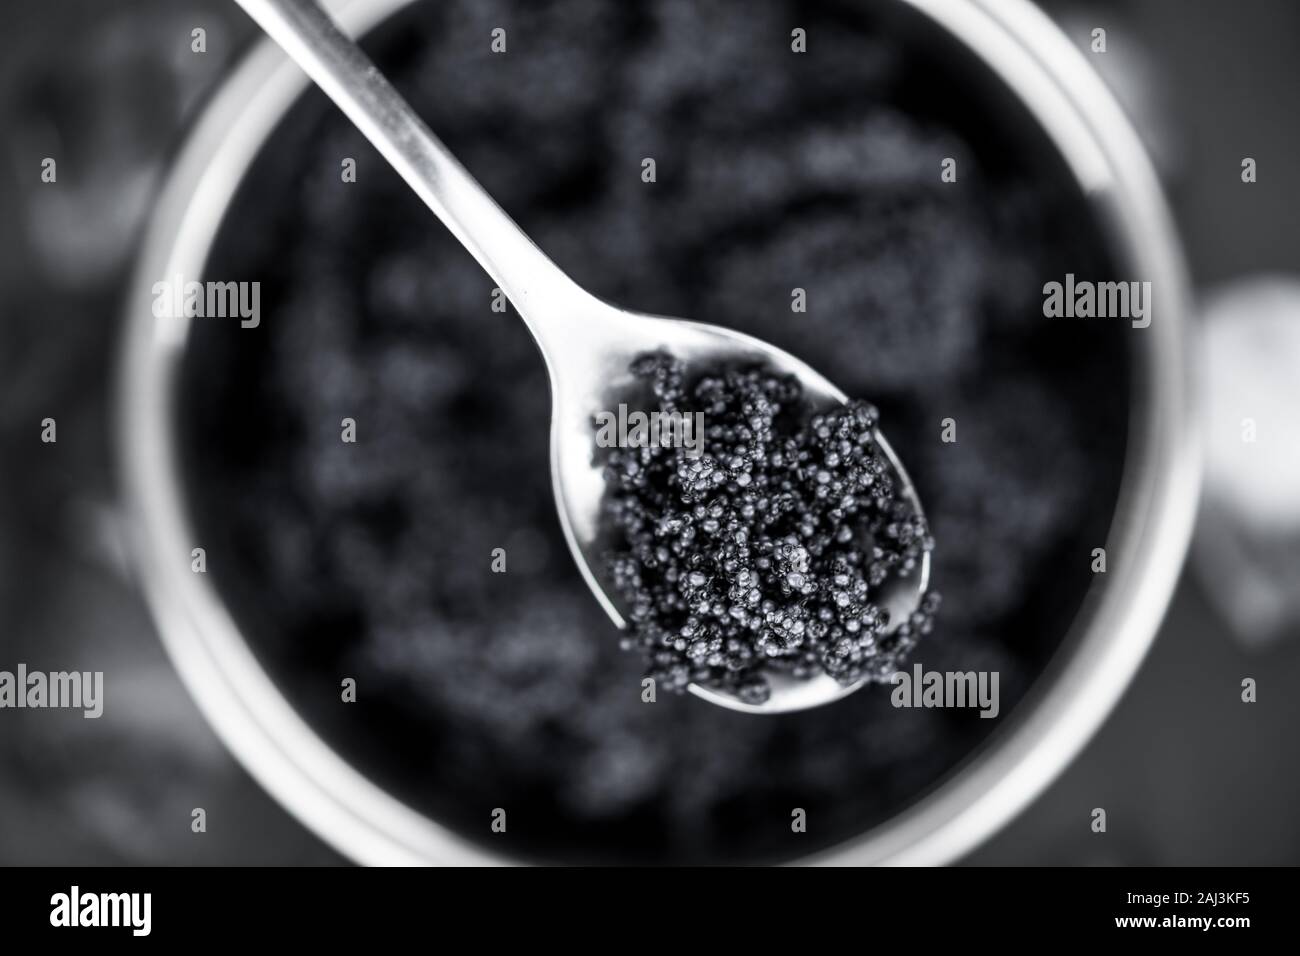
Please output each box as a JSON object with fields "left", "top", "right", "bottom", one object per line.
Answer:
{"left": 182, "top": 0, "right": 1130, "bottom": 864}
{"left": 601, "top": 353, "right": 937, "bottom": 703}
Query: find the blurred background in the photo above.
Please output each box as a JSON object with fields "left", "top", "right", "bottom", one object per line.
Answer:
{"left": 1, "top": 0, "right": 1298, "bottom": 864}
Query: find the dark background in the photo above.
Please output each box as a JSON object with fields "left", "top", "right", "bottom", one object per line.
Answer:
{"left": 1, "top": 0, "right": 1297, "bottom": 864}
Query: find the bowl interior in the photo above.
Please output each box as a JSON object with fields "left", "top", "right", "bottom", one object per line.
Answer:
{"left": 129, "top": 0, "right": 1177, "bottom": 865}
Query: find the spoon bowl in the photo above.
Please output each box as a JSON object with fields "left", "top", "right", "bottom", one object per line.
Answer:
{"left": 542, "top": 301, "right": 932, "bottom": 713}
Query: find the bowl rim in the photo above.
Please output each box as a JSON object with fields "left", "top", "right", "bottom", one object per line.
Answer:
{"left": 117, "top": 0, "right": 1200, "bottom": 865}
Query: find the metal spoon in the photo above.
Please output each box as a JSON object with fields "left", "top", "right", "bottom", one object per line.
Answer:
{"left": 232, "top": 0, "right": 931, "bottom": 713}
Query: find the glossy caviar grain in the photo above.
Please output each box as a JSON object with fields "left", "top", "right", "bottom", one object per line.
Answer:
{"left": 601, "top": 353, "right": 937, "bottom": 703}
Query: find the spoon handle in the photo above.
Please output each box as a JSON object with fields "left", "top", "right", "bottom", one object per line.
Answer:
{"left": 232, "top": 0, "right": 586, "bottom": 324}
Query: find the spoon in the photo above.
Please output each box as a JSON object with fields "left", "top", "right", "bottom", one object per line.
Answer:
{"left": 232, "top": 0, "right": 931, "bottom": 713}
